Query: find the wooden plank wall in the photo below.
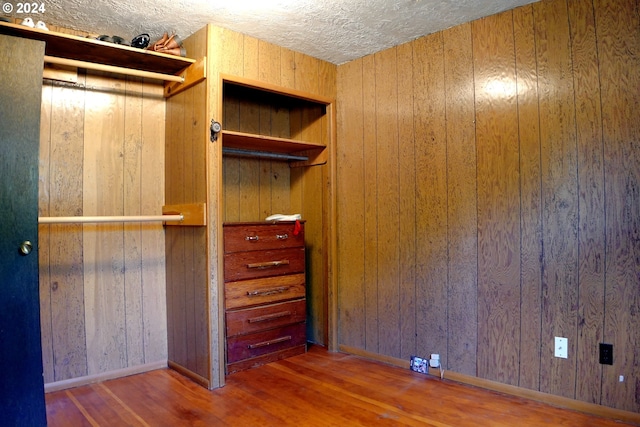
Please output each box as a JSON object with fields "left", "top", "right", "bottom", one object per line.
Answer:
{"left": 38, "top": 72, "right": 167, "bottom": 383}
{"left": 335, "top": 0, "right": 640, "bottom": 412}
{"left": 211, "top": 26, "right": 337, "bottom": 346}
{"left": 164, "top": 27, "right": 209, "bottom": 382}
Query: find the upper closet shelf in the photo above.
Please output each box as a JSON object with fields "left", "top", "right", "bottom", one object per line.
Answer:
{"left": 0, "top": 21, "right": 194, "bottom": 76}
{"left": 222, "top": 130, "right": 325, "bottom": 154}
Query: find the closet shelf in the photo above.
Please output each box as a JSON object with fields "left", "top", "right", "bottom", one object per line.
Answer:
{"left": 222, "top": 130, "right": 325, "bottom": 155}
{"left": 0, "top": 21, "right": 194, "bottom": 76}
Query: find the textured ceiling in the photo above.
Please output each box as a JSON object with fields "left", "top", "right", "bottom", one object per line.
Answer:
{"left": 32, "top": 0, "right": 537, "bottom": 64}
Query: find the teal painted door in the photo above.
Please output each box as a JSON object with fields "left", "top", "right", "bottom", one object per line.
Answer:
{"left": 0, "top": 34, "right": 47, "bottom": 425}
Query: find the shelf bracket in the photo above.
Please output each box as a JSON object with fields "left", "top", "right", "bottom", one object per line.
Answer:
{"left": 162, "top": 203, "right": 207, "bottom": 226}
{"left": 164, "top": 56, "right": 207, "bottom": 98}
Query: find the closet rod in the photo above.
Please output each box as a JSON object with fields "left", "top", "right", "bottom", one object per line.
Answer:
{"left": 222, "top": 147, "right": 309, "bottom": 162}
{"left": 44, "top": 55, "right": 185, "bottom": 83}
{"left": 38, "top": 214, "right": 183, "bottom": 224}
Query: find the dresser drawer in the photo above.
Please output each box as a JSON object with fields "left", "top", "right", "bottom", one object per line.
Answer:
{"left": 226, "top": 322, "right": 306, "bottom": 363}
{"left": 224, "top": 247, "right": 305, "bottom": 281}
{"left": 226, "top": 299, "right": 306, "bottom": 337}
{"left": 225, "top": 273, "right": 305, "bottom": 309}
{"left": 224, "top": 222, "right": 304, "bottom": 253}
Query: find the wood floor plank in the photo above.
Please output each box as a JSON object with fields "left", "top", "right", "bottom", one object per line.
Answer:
{"left": 46, "top": 346, "right": 637, "bottom": 427}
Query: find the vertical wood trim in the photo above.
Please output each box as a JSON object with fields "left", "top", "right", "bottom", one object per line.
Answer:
{"left": 473, "top": 11, "right": 521, "bottom": 386}
{"left": 443, "top": 22, "right": 478, "bottom": 375}
{"left": 534, "top": 0, "right": 579, "bottom": 398}
{"left": 183, "top": 86, "right": 198, "bottom": 373}
{"left": 513, "top": 3, "right": 543, "bottom": 391}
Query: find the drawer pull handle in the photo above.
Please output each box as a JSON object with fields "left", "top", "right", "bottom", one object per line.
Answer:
{"left": 276, "top": 233, "right": 288, "bottom": 240}
{"left": 248, "top": 311, "right": 292, "bottom": 323}
{"left": 247, "top": 286, "right": 290, "bottom": 297}
{"left": 245, "top": 235, "right": 259, "bottom": 241}
{"left": 248, "top": 335, "right": 292, "bottom": 349}
{"left": 247, "top": 259, "right": 290, "bottom": 269}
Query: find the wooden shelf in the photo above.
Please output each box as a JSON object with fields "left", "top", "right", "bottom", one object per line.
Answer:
{"left": 0, "top": 21, "right": 194, "bottom": 76}
{"left": 221, "top": 130, "right": 325, "bottom": 155}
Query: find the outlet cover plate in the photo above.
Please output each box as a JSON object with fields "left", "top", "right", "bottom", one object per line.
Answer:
{"left": 599, "top": 343, "right": 613, "bottom": 365}
{"left": 555, "top": 337, "right": 568, "bottom": 359}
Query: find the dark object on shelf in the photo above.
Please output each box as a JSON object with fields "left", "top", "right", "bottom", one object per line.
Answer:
{"left": 112, "top": 35, "right": 127, "bottom": 45}
{"left": 97, "top": 34, "right": 128, "bottom": 45}
{"left": 131, "top": 33, "right": 150, "bottom": 49}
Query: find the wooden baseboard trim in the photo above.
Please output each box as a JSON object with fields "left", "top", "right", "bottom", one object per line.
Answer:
{"left": 44, "top": 360, "right": 168, "bottom": 393}
{"left": 338, "top": 345, "right": 640, "bottom": 426}
{"left": 167, "top": 360, "right": 211, "bottom": 389}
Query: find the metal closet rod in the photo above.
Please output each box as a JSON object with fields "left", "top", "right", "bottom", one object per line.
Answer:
{"left": 38, "top": 214, "right": 184, "bottom": 224}
{"left": 222, "top": 147, "right": 309, "bottom": 162}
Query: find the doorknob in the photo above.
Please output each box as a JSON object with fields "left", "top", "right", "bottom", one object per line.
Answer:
{"left": 19, "top": 241, "right": 33, "bottom": 256}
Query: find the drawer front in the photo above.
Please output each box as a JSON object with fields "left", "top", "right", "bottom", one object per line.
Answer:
{"left": 225, "top": 273, "right": 305, "bottom": 309}
{"left": 226, "top": 322, "right": 306, "bottom": 363}
{"left": 224, "top": 247, "right": 305, "bottom": 281}
{"left": 226, "top": 299, "right": 306, "bottom": 337}
{"left": 224, "top": 223, "right": 304, "bottom": 253}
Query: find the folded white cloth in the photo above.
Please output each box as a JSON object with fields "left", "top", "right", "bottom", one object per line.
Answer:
{"left": 265, "top": 213, "right": 302, "bottom": 221}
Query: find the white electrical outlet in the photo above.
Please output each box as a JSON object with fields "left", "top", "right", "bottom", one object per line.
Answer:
{"left": 554, "top": 337, "right": 568, "bottom": 359}
{"left": 430, "top": 354, "right": 440, "bottom": 368}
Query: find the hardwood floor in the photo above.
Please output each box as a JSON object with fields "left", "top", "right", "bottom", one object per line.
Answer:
{"left": 46, "top": 346, "right": 636, "bottom": 426}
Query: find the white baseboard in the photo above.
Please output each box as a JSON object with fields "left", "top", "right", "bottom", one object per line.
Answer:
{"left": 44, "top": 360, "right": 168, "bottom": 393}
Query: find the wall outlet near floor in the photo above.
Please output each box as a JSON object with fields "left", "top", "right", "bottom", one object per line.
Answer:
{"left": 554, "top": 337, "right": 568, "bottom": 359}
{"left": 430, "top": 354, "right": 440, "bottom": 368}
{"left": 599, "top": 343, "right": 613, "bottom": 365}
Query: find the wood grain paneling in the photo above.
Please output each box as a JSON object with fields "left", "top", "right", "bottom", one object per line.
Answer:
{"left": 474, "top": 11, "right": 521, "bottom": 386}
{"left": 336, "top": 0, "right": 640, "bottom": 413}
{"left": 513, "top": 3, "right": 543, "bottom": 392}
{"left": 42, "top": 76, "right": 88, "bottom": 382}
{"left": 374, "top": 47, "right": 401, "bottom": 357}
{"left": 568, "top": 0, "right": 605, "bottom": 405}
{"left": 396, "top": 42, "right": 417, "bottom": 360}
{"left": 443, "top": 22, "right": 477, "bottom": 376}
{"left": 124, "top": 77, "right": 145, "bottom": 367}
{"left": 534, "top": 0, "right": 579, "bottom": 399}
{"left": 362, "top": 54, "right": 379, "bottom": 353}
{"left": 336, "top": 58, "right": 366, "bottom": 349}
{"left": 412, "top": 33, "right": 448, "bottom": 360}
{"left": 38, "top": 73, "right": 167, "bottom": 384}
{"left": 140, "top": 81, "right": 168, "bottom": 366}
{"left": 595, "top": 0, "right": 640, "bottom": 413}
{"left": 83, "top": 72, "right": 128, "bottom": 374}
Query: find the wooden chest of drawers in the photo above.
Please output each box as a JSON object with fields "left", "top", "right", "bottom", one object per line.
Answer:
{"left": 223, "top": 221, "right": 306, "bottom": 374}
